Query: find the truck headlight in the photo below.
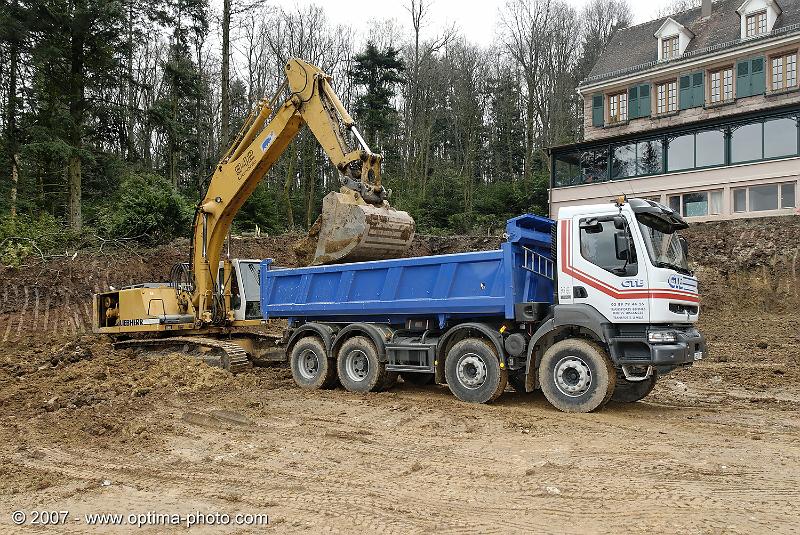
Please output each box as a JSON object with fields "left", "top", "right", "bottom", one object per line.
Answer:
{"left": 648, "top": 330, "right": 677, "bottom": 343}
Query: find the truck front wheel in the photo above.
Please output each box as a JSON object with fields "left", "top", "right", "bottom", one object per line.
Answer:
{"left": 337, "top": 336, "right": 391, "bottom": 393}
{"left": 539, "top": 339, "right": 615, "bottom": 413}
{"left": 445, "top": 338, "right": 507, "bottom": 403}
{"left": 290, "top": 336, "right": 337, "bottom": 390}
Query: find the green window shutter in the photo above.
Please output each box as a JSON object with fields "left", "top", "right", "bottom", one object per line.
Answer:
{"left": 750, "top": 56, "right": 765, "bottom": 95}
{"left": 591, "top": 94, "right": 604, "bottom": 126}
{"left": 629, "top": 86, "right": 639, "bottom": 118}
{"left": 679, "top": 75, "right": 693, "bottom": 109}
{"left": 692, "top": 72, "right": 705, "bottom": 107}
{"left": 737, "top": 60, "right": 751, "bottom": 98}
{"left": 638, "top": 84, "right": 651, "bottom": 117}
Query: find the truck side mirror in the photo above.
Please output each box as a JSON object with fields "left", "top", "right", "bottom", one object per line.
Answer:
{"left": 679, "top": 235, "right": 689, "bottom": 258}
{"left": 613, "top": 215, "right": 626, "bottom": 230}
{"left": 614, "top": 231, "right": 630, "bottom": 261}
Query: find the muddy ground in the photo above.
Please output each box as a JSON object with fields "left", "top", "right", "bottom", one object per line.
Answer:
{"left": 1, "top": 217, "right": 799, "bottom": 534}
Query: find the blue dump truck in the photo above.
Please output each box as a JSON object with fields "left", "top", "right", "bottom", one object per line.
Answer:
{"left": 260, "top": 198, "right": 706, "bottom": 413}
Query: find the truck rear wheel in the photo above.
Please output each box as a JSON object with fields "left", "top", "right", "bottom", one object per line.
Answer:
{"left": 337, "top": 336, "right": 390, "bottom": 393}
{"left": 612, "top": 374, "right": 657, "bottom": 403}
{"left": 290, "top": 336, "right": 337, "bottom": 390}
{"left": 539, "top": 339, "right": 615, "bottom": 413}
{"left": 445, "top": 338, "right": 507, "bottom": 403}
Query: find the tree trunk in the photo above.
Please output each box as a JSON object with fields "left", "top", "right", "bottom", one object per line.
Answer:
{"left": 68, "top": 0, "right": 86, "bottom": 231}
{"left": 220, "top": 0, "right": 231, "bottom": 151}
{"left": 125, "top": 0, "right": 136, "bottom": 160}
{"left": 6, "top": 0, "right": 19, "bottom": 218}
{"left": 67, "top": 155, "right": 82, "bottom": 231}
{"left": 284, "top": 146, "right": 295, "bottom": 228}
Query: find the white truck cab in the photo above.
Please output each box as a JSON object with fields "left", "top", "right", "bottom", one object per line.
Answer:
{"left": 546, "top": 197, "right": 705, "bottom": 389}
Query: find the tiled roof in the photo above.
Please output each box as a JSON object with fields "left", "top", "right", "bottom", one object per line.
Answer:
{"left": 582, "top": 0, "right": 800, "bottom": 86}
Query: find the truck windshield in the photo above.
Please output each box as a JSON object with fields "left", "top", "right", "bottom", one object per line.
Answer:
{"left": 636, "top": 213, "right": 690, "bottom": 275}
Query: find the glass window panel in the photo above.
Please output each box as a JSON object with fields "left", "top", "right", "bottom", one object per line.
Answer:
{"left": 611, "top": 143, "right": 636, "bottom": 179}
{"left": 695, "top": 129, "right": 726, "bottom": 167}
{"left": 731, "top": 122, "right": 763, "bottom": 163}
{"left": 709, "top": 190, "right": 723, "bottom": 214}
{"left": 683, "top": 192, "right": 709, "bottom": 217}
{"left": 637, "top": 140, "right": 663, "bottom": 175}
{"left": 781, "top": 182, "right": 796, "bottom": 208}
{"left": 581, "top": 148, "right": 609, "bottom": 183}
{"left": 667, "top": 134, "right": 695, "bottom": 171}
{"left": 669, "top": 195, "right": 681, "bottom": 213}
{"left": 733, "top": 188, "right": 747, "bottom": 212}
{"left": 764, "top": 117, "right": 798, "bottom": 159}
{"left": 749, "top": 184, "right": 779, "bottom": 211}
{"left": 554, "top": 151, "right": 582, "bottom": 186}
{"left": 580, "top": 220, "right": 637, "bottom": 275}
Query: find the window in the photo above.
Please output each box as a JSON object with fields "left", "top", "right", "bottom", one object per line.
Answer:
{"left": 771, "top": 53, "right": 798, "bottom": 91}
{"left": 667, "top": 133, "right": 695, "bottom": 171}
{"left": 732, "top": 182, "right": 797, "bottom": 213}
{"left": 710, "top": 67, "right": 734, "bottom": 103}
{"left": 662, "top": 35, "right": 679, "bottom": 60}
{"left": 746, "top": 11, "right": 767, "bottom": 37}
{"left": 733, "top": 188, "right": 747, "bottom": 212}
{"left": 764, "top": 117, "right": 798, "bottom": 159}
{"left": 579, "top": 218, "right": 637, "bottom": 276}
{"left": 611, "top": 140, "right": 664, "bottom": 179}
{"left": 782, "top": 183, "right": 796, "bottom": 208}
{"left": 656, "top": 80, "right": 678, "bottom": 114}
{"left": 750, "top": 184, "right": 779, "bottom": 211}
{"left": 608, "top": 92, "right": 627, "bottom": 122}
{"left": 581, "top": 148, "right": 609, "bottom": 183}
{"left": 731, "top": 122, "right": 763, "bottom": 163}
{"left": 668, "top": 191, "right": 723, "bottom": 217}
{"left": 695, "top": 129, "right": 726, "bottom": 168}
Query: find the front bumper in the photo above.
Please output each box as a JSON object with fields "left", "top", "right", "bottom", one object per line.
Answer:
{"left": 611, "top": 326, "right": 706, "bottom": 370}
{"left": 649, "top": 328, "right": 706, "bottom": 366}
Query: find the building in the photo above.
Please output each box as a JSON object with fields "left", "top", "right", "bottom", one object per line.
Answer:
{"left": 549, "top": 0, "right": 799, "bottom": 220}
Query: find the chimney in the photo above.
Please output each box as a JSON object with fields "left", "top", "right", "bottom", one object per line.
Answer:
{"left": 702, "top": 0, "right": 712, "bottom": 18}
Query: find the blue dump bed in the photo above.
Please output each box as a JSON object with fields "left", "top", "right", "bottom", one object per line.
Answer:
{"left": 260, "top": 214, "right": 555, "bottom": 327}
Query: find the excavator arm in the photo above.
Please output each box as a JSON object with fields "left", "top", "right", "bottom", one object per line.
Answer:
{"left": 189, "top": 59, "right": 414, "bottom": 324}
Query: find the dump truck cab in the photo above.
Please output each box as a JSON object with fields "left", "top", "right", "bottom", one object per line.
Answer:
{"left": 543, "top": 197, "right": 704, "bottom": 391}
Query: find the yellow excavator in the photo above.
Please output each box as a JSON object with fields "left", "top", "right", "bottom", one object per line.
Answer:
{"left": 92, "top": 59, "right": 415, "bottom": 370}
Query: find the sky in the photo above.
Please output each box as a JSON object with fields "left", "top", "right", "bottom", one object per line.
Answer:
{"left": 261, "top": 0, "right": 670, "bottom": 47}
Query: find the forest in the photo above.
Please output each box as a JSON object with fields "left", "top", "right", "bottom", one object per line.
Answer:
{"left": 0, "top": 0, "right": 635, "bottom": 261}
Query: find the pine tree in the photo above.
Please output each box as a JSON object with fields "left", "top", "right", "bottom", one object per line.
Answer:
{"left": 349, "top": 42, "right": 405, "bottom": 150}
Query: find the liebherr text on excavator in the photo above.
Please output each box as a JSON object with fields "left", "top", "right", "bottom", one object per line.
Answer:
{"left": 92, "top": 59, "right": 415, "bottom": 368}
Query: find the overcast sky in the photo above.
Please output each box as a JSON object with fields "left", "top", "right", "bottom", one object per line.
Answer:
{"left": 259, "top": 0, "right": 669, "bottom": 47}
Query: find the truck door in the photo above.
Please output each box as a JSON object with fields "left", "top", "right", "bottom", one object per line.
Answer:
{"left": 562, "top": 213, "right": 649, "bottom": 323}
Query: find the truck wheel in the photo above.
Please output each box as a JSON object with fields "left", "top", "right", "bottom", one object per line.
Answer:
{"left": 612, "top": 374, "right": 657, "bottom": 403}
{"left": 539, "top": 339, "right": 615, "bottom": 413}
{"left": 507, "top": 371, "right": 529, "bottom": 393}
{"left": 337, "top": 336, "right": 389, "bottom": 393}
{"left": 445, "top": 338, "right": 507, "bottom": 403}
{"left": 401, "top": 372, "right": 434, "bottom": 386}
{"left": 290, "top": 337, "right": 336, "bottom": 390}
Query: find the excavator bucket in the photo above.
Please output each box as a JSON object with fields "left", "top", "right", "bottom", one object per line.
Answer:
{"left": 296, "top": 189, "right": 415, "bottom": 266}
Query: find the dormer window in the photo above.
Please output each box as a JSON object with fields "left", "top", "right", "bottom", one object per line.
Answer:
{"left": 654, "top": 18, "right": 694, "bottom": 61}
{"left": 745, "top": 10, "right": 767, "bottom": 36}
{"left": 737, "top": 1, "right": 781, "bottom": 39}
{"left": 662, "top": 35, "right": 680, "bottom": 60}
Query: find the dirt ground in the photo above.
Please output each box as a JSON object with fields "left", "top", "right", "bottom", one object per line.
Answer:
{"left": 1, "top": 219, "right": 799, "bottom": 534}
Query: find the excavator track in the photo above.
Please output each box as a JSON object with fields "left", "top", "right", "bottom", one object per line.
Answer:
{"left": 113, "top": 336, "right": 252, "bottom": 374}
